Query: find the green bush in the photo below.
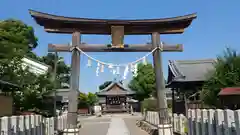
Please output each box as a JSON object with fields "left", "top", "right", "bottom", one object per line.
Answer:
{"left": 141, "top": 98, "right": 158, "bottom": 112}
{"left": 141, "top": 98, "right": 172, "bottom": 113}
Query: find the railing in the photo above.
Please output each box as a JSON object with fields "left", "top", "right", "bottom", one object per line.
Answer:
{"left": 0, "top": 113, "right": 67, "bottom": 135}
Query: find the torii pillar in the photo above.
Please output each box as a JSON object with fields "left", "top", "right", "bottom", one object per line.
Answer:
{"left": 152, "top": 32, "right": 171, "bottom": 133}
{"left": 67, "top": 31, "right": 81, "bottom": 129}
{"left": 152, "top": 32, "right": 168, "bottom": 111}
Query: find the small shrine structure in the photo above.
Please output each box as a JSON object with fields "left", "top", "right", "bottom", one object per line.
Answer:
{"left": 96, "top": 81, "right": 136, "bottom": 113}
{"left": 218, "top": 87, "right": 240, "bottom": 110}
{"left": 166, "top": 59, "right": 215, "bottom": 114}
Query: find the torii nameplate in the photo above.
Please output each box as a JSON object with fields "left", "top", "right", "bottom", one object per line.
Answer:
{"left": 111, "top": 26, "right": 124, "bottom": 47}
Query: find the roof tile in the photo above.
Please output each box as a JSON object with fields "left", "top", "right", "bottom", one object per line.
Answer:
{"left": 168, "top": 59, "right": 216, "bottom": 83}
{"left": 97, "top": 82, "right": 135, "bottom": 96}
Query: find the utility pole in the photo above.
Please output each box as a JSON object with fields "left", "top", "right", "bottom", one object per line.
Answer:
{"left": 52, "top": 51, "right": 58, "bottom": 131}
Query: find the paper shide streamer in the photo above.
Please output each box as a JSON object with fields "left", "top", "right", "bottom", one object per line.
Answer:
{"left": 96, "top": 62, "right": 100, "bottom": 76}
{"left": 87, "top": 58, "right": 92, "bottom": 67}
{"left": 80, "top": 46, "right": 159, "bottom": 77}
{"left": 122, "top": 65, "right": 129, "bottom": 80}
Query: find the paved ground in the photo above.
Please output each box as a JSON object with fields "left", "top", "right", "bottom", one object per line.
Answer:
{"left": 78, "top": 113, "right": 149, "bottom": 135}
{"left": 124, "top": 117, "right": 149, "bottom": 135}
{"left": 79, "top": 117, "right": 110, "bottom": 135}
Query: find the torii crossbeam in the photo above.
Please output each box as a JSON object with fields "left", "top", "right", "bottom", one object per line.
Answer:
{"left": 29, "top": 9, "right": 197, "bottom": 134}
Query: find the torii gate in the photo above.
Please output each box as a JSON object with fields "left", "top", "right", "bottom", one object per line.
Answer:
{"left": 29, "top": 9, "right": 196, "bottom": 132}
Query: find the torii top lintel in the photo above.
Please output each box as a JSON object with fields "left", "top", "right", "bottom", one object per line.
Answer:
{"left": 29, "top": 9, "right": 197, "bottom": 35}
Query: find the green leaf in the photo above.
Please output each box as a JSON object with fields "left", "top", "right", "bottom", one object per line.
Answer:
{"left": 201, "top": 48, "right": 240, "bottom": 107}
{"left": 128, "top": 63, "right": 157, "bottom": 101}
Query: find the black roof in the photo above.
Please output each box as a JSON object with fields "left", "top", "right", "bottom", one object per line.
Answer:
{"left": 96, "top": 82, "right": 135, "bottom": 96}
{"left": 0, "top": 80, "right": 20, "bottom": 92}
{"left": 167, "top": 59, "right": 216, "bottom": 86}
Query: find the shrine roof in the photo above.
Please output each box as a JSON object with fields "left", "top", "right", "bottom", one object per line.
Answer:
{"left": 0, "top": 80, "right": 20, "bottom": 93}
{"left": 29, "top": 9, "right": 197, "bottom": 34}
{"left": 219, "top": 87, "right": 240, "bottom": 96}
{"left": 96, "top": 82, "right": 135, "bottom": 96}
{"left": 0, "top": 80, "right": 19, "bottom": 88}
{"left": 167, "top": 59, "right": 216, "bottom": 86}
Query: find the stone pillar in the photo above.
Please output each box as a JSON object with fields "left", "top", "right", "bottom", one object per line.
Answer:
{"left": 215, "top": 109, "right": 224, "bottom": 135}
{"left": 207, "top": 109, "right": 215, "bottom": 135}
{"left": 65, "top": 31, "right": 81, "bottom": 135}
{"left": 195, "top": 109, "right": 201, "bottom": 135}
{"left": 223, "top": 109, "right": 234, "bottom": 135}
{"left": 234, "top": 110, "right": 240, "bottom": 135}
{"left": 201, "top": 109, "right": 208, "bottom": 135}
{"left": 151, "top": 32, "right": 172, "bottom": 135}
{"left": 188, "top": 109, "right": 193, "bottom": 135}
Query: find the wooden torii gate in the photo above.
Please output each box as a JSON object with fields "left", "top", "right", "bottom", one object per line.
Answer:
{"left": 29, "top": 9, "right": 196, "bottom": 130}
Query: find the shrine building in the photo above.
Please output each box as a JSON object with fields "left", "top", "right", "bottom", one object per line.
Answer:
{"left": 96, "top": 81, "right": 137, "bottom": 113}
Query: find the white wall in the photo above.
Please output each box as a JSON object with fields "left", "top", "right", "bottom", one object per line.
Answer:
{"left": 21, "top": 57, "right": 49, "bottom": 75}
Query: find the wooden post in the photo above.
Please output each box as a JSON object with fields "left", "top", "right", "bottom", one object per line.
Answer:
{"left": 172, "top": 88, "right": 176, "bottom": 114}
{"left": 151, "top": 32, "right": 168, "bottom": 124}
{"left": 67, "top": 31, "right": 81, "bottom": 129}
{"left": 53, "top": 51, "right": 58, "bottom": 131}
{"left": 172, "top": 88, "right": 176, "bottom": 130}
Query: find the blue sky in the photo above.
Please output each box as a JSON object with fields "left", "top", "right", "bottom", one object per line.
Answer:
{"left": 1, "top": 0, "right": 240, "bottom": 93}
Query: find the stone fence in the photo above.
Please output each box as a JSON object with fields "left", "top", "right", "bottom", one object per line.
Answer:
{"left": 145, "top": 109, "right": 240, "bottom": 135}
{"left": 188, "top": 109, "right": 240, "bottom": 135}
{"left": 144, "top": 111, "right": 183, "bottom": 134}
{"left": 0, "top": 113, "right": 67, "bottom": 135}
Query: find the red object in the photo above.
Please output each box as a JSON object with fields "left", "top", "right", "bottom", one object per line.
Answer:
{"left": 218, "top": 87, "right": 240, "bottom": 96}
{"left": 78, "top": 109, "right": 88, "bottom": 114}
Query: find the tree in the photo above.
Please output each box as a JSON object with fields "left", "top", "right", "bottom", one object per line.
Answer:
{"left": 0, "top": 19, "right": 38, "bottom": 60}
{"left": 78, "top": 92, "right": 98, "bottom": 108}
{"left": 0, "top": 19, "right": 39, "bottom": 85}
{"left": 201, "top": 48, "right": 240, "bottom": 107}
{"left": 86, "top": 92, "right": 98, "bottom": 106}
{"left": 25, "top": 51, "right": 42, "bottom": 61}
{"left": 13, "top": 70, "right": 54, "bottom": 111}
{"left": 0, "top": 19, "right": 55, "bottom": 113}
{"left": 39, "top": 53, "right": 71, "bottom": 88}
{"left": 78, "top": 92, "right": 88, "bottom": 108}
{"left": 27, "top": 52, "right": 71, "bottom": 89}
{"left": 99, "top": 81, "right": 112, "bottom": 90}
{"left": 128, "top": 63, "right": 156, "bottom": 101}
